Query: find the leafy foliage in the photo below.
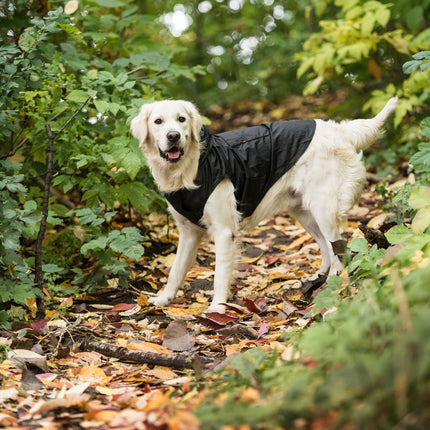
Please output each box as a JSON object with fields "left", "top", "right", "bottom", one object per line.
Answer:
{"left": 195, "top": 199, "right": 430, "bottom": 429}
{"left": 0, "top": 161, "right": 40, "bottom": 305}
{"left": 0, "top": 1, "right": 202, "bottom": 319}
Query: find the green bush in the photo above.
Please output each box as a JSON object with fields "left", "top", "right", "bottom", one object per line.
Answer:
{"left": 0, "top": 161, "right": 40, "bottom": 304}
{"left": 0, "top": 1, "right": 202, "bottom": 320}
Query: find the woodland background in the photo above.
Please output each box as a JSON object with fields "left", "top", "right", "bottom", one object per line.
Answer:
{"left": 1, "top": 0, "right": 430, "bottom": 428}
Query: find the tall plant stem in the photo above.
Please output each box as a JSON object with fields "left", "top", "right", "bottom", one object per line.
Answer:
{"left": 34, "top": 96, "right": 92, "bottom": 318}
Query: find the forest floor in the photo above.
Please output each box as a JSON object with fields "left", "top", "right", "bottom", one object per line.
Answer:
{"left": 0, "top": 92, "right": 402, "bottom": 429}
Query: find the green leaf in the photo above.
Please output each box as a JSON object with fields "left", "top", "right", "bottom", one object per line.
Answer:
{"left": 94, "top": 99, "right": 110, "bottom": 113}
{"left": 81, "top": 236, "right": 108, "bottom": 254}
{"left": 406, "top": 6, "right": 423, "bottom": 30}
{"left": 23, "top": 200, "right": 37, "bottom": 212}
{"left": 409, "top": 186, "right": 430, "bottom": 209}
{"left": 385, "top": 225, "right": 413, "bottom": 245}
{"left": 402, "top": 60, "right": 420, "bottom": 74}
{"left": 230, "top": 348, "right": 267, "bottom": 380}
{"left": 412, "top": 50, "right": 430, "bottom": 60}
{"left": 411, "top": 207, "right": 430, "bottom": 234}
{"left": 42, "top": 263, "right": 66, "bottom": 273}
{"left": 67, "top": 90, "right": 91, "bottom": 103}
{"left": 118, "top": 182, "right": 149, "bottom": 211}
{"left": 421, "top": 118, "right": 430, "bottom": 138}
{"left": 120, "top": 151, "right": 144, "bottom": 180}
{"left": 311, "top": 275, "right": 343, "bottom": 314}
{"left": 90, "top": 0, "right": 125, "bottom": 7}
{"left": 348, "top": 237, "right": 369, "bottom": 253}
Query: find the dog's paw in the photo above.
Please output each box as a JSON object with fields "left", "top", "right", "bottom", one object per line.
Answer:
{"left": 148, "top": 294, "right": 172, "bottom": 308}
{"left": 205, "top": 303, "right": 226, "bottom": 314}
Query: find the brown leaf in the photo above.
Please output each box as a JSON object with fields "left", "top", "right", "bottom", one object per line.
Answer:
{"left": 162, "top": 320, "right": 195, "bottom": 352}
{"left": 196, "top": 312, "right": 239, "bottom": 329}
{"left": 111, "top": 303, "right": 137, "bottom": 312}
{"left": 245, "top": 298, "right": 262, "bottom": 314}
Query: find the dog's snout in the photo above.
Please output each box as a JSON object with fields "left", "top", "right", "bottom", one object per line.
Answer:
{"left": 167, "top": 131, "right": 181, "bottom": 143}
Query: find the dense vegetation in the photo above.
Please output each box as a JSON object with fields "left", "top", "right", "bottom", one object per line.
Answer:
{"left": 1, "top": 0, "right": 430, "bottom": 427}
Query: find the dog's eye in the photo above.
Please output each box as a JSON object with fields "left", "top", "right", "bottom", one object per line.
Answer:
{"left": 178, "top": 116, "right": 186, "bottom": 123}
{"left": 154, "top": 118, "right": 163, "bottom": 125}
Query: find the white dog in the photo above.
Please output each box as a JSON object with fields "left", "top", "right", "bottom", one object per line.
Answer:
{"left": 131, "top": 97, "right": 398, "bottom": 313}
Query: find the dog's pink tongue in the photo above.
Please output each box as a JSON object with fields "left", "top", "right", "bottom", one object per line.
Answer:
{"left": 167, "top": 150, "right": 181, "bottom": 160}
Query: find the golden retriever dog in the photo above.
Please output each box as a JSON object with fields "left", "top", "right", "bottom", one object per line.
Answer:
{"left": 131, "top": 97, "right": 398, "bottom": 313}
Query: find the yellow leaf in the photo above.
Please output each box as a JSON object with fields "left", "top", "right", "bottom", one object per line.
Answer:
{"left": 79, "top": 365, "right": 107, "bottom": 382}
{"left": 241, "top": 253, "right": 263, "bottom": 264}
{"left": 127, "top": 342, "right": 173, "bottom": 355}
{"left": 145, "top": 366, "right": 177, "bottom": 381}
{"left": 25, "top": 298, "right": 37, "bottom": 316}
{"left": 145, "top": 391, "right": 172, "bottom": 411}
{"left": 168, "top": 411, "right": 200, "bottom": 430}
{"left": 287, "top": 233, "right": 312, "bottom": 249}
{"left": 96, "top": 386, "right": 119, "bottom": 395}
{"left": 137, "top": 293, "right": 149, "bottom": 306}
{"left": 165, "top": 303, "right": 208, "bottom": 316}
{"left": 84, "top": 409, "right": 119, "bottom": 422}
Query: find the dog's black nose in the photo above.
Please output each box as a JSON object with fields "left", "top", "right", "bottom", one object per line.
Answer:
{"left": 167, "top": 131, "right": 181, "bottom": 142}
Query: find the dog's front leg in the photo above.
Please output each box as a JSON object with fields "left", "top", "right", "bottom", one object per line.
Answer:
{"left": 207, "top": 227, "right": 237, "bottom": 313}
{"left": 149, "top": 216, "right": 204, "bottom": 307}
{"left": 203, "top": 179, "right": 240, "bottom": 314}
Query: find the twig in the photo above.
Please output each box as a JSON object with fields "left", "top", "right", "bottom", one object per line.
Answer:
{"left": 34, "top": 96, "right": 92, "bottom": 318}
{"left": 83, "top": 340, "right": 211, "bottom": 369}
{"left": 127, "top": 65, "right": 146, "bottom": 75}
{"left": 0, "top": 108, "right": 68, "bottom": 161}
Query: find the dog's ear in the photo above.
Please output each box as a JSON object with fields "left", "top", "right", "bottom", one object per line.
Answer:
{"left": 131, "top": 104, "right": 151, "bottom": 146}
{"left": 183, "top": 101, "right": 203, "bottom": 144}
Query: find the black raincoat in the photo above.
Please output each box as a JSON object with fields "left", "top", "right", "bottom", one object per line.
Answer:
{"left": 165, "top": 120, "right": 316, "bottom": 227}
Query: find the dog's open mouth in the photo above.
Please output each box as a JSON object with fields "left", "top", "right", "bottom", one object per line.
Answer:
{"left": 159, "top": 147, "right": 184, "bottom": 163}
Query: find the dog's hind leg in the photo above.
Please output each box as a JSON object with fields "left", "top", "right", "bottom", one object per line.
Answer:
{"left": 290, "top": 208, "right": 332, "bottom": 279}
{"left": 149, "top": 214, "right": 204, "bottom": 307}
{"left": 308, "top": 204, "right": 344, "bottom": 277}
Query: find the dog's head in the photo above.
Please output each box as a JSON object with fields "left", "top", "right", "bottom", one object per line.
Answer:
{"left": 131, "top": 100, "right": 202, "bottom": 164}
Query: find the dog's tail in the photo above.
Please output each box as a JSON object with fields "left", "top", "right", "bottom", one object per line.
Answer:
{"left": 347, "top": 97, "right": 398, "bottom": 152}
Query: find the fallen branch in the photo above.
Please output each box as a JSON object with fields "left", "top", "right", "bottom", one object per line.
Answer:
{"left": 82, "top": 340, "right": 211, "bottom": 369}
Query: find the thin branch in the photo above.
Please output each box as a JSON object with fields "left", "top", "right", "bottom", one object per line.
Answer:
{"left": 127, "top": 65, "right": 146, "bottom": 75}
{"left": 0, "top": 107, "right": 68, "bottom": 161}
{"left": 0, "top": 137, "right": 29, "bottom": 160}
{"left": 56, "top": 97, "right": 91, "bottom": 136}
{"left": 34, "top": 95, "right": 92, "bottom": 318}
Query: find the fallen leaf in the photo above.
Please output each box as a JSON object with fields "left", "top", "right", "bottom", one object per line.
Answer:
{"left": 257, "top": 323, "right": 269, "bottom": 340}
{"left": 78, "top": 365, "right": 107, "bottom": 382}
{"left": 0, "top": 388, "right": 19, "bottom": 403}
{"left": 112, "top": 303, "right": 138, "bottom": 312}
{"left": 126, "top": 341, "right": 173, "bottom": 355}
{"left": 287, "top": 233, "right": 312, "bottom": 249}
{"left": 84, "top": 409, "right": 120, "bottom": 422}
{"left": 245, "top": 299, "right": 262, "bottom": 314}
{"left": 168, "top": 411, "right": 200, "bottom": 430}
{"left": 162, "top": 320, "right": 195, "bottom": 352}
{"left": 137, "top": 293, "right": 149, "bottom": 306}
{"left": 96, "top": 386, "right": 120, "bottom": 395}
{"left": 146, "top": 367, "right": 178, "bottom": 381}
{"left": 8, "top": 349, "right": 48, "bottom": 372}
